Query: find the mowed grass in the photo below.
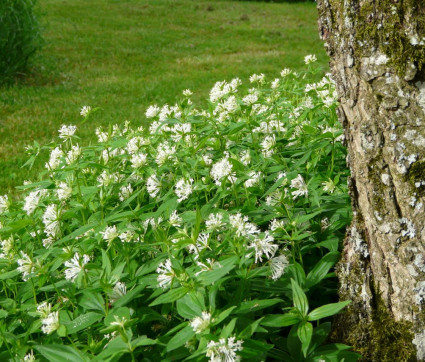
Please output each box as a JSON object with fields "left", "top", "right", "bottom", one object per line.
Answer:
{"left": 0, "top": 0, "right": 327, "bottom": 194}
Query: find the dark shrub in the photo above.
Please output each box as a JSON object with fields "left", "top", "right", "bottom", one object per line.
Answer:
{"left": 0, "top": 0, "right": 43, "bottom": 84}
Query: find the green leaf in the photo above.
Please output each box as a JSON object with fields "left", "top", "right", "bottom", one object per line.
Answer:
{"left": 212, "top": 306, "right": 236, "bottom": 326}
{"left": 166, "top": 324, "right": 195, "bottom": 352}
{"left": 308, "top": 300, "right": 350, "bottom": 321}
{"left": 35, "top": 344, "right": 88, "bottom": 362}
{"left": 290, "top": 263, "right": 306, "bottom": 287}
{"left": 291, "top": 279, "right": 308, "bottom": 316}
{"left": 305, "top": 251, "right": 340, "bottom": 288}
{"left": 220, "top": 318, "right": 237, "bottom": 339}
{"left": 261, "top": 312, "right": 300, "bottom": 327}
{"left": 176, "top": 293, "right": 204, "bottom": 319}
{"left": 196, "top": 256, "right": 238, "bottom": 286}
{"left": 101, "top": 250, "right": 112, "bottom": 277}
{"left": 297, "top": 321, "right": 313, "bottom": 357}
{"left": 0, "top": 270, "right": 20, "bottom": 280}
{"left": 64, "top": 312, "right": 103, "bottom": 334}
{"left": 113, "top": 284, "right": 145, "bottom": 308}
{"left": 233, "top": 299, "right": 282, "bottom": 314}
{"left": 239, "top": 317, "right": 263, "bottom": 339}
{"left": 57, "top": 325, "right": 67, "bottom": 337}
{"left": 149, "top": 287, "right": 190, "bottom": 307}
{"left": 131, "top": 335, "right": 156, "bottom": 348}
{"left": 79, "top": 291, "right": 105, "bottom": 313}
{"left": 0, "top": 219, "right": 34, "bottom": 234}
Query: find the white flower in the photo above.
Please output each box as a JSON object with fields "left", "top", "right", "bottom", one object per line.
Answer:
{"left": 56, "top": 182, "right": 72, "bottom": 201}
{"left": 100, "top": 225, "right": 119, "bottom": 244}
{"left": 45, "top": 147, "right": 63, "bottom": 170}
{"left": 249, "top": 73, "right": 265, "bottom": 84}
{"left": 80, "top": 105, "right": 91, "bottom": 117}
{"left": 322, "top": 179, "right": 336, "bottom": 193}
{"left": 280, "top": 68, "right": 292, "bottom": 77}
{"left": 269, "top": 219, "right": 286, "bottom": 231}
{"left": 23, "top": 190, "right": 47, "bottom": 215}
{"left": 242, "top": 93, "right": 258, "bottom": 106}
{"left": 155, "top": 141, "right": 176, "bottom": 166}
{"left": 206, "top": 337, "right": 243, "bottom": 362}
{"left": 203, "top": 154, "right": 213, "bottom": 165}
{"left": 97, "top": 171, "right": 119, "bottom": 187}
{"left": 119, "top": 230, "right": 136, "bottom": 243}
{"left": 291, "top": 174, "right": 308, "bottom": 199}
{"left": 37, "top": 302, "right": 52, "bottom": 318}
{"left": 261, "top": 134, "right": 276, "bottom": 157}
{"left": 156, "top": 259, "right": 175, "bottom": 289}
{"left": 130, "top": 152, "right": 147, "bottom": 168}
{"left": 270, "top": 254, "right": 289, "bottom": 280}
{"left": 210, "top": 157, "right": 234, "bottom": 186}
{"left": 42, "top": 236, "right": 55, "bottom": 248}
{"left": 188, "top": 233, "right": 210, "bottom": 258}
{"left": 195, "top": 258, "right": 222, "bottom": 276}
{"left": 119, "top": 184, "right": 133, "bottom": 202}
{"left": 66, "top": 145, "right": 82, "bottom": 164}
{"left": 23, "top": 350, "right": 35, "bottom": 362}
{"left": 110, "top": 281, "right": 127, "bottom": 303}
{"left": 42, "top": 204, "right": 61, "bottom": 238}
{"left": 249, "top": 232, "right": 278, "bottom": 263}
{"left": 41, "top": 311, "right": 60, "bottom": 334}
{"left": 266, "top": 190, "right": 283, "bottom": 206}
{"left": 206, "top": 213, "right": 225, "bottom": 231}
{"left": 147, "top": 174, "right": 161, "bottom": 198}
{"left": 183, "top": 89, "right": 193, "bottom": 97}
{"left": 229, "top": 213, "right": 260, "bottom": 238}
{"left": 96, "top": 127, "right": 108, "bottom": 142}
{"left": 175, "top": 178, "right": 193, "bottom": 203}
{"left": 244, "top": 171, "right": 262, "bottom": 188}
{"left": 145, "top": 105, "right": 160, "bottom": 118}
{"left": 58, "top": 124, "right": 77, "bottom": 140}
{"left": 0, "top": 236, "right": 13, "bottom": 259}
{"left": 190, "top": 312, "right": 212, "bottom": 334}
{"left": 209, "top": 78, "right": 242, "bottom": 103}
{"left": 171, "top": 123, "right": 192, "bottom": 142}
{"left": 239, "top": 150, "right": 251, "bottom": 166}
{"left": 169, "top": 210, "right": 183, "bottom": 227}
{"left": 271, "top": 78, "right": 280, "bottom": 89}
{"left": 304, "top": 54, "right": 317, "bottom": 64}
{"left": 0, "top": 195, "right": 10, "bottom": 214}
{"left": 321, "top": 217, "right": 330, "bottom": 231}
{"left": 17, "top": 251, "right": 35, "bottom": 281}
{"left": 127, "top": 136, "right": 148, "bottom": 154}
{"left": 64, "top": 252, "right": 90, "bottom": 281}
{"left": 110, "top": 315, "right": 127, "bottom": 329}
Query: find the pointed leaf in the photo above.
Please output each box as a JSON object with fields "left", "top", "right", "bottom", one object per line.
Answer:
{"left": 308, "top": 300, "right": 350, "bottom": 321}
{"left": 291, "top": 279, "right": 308, "bottom": 316}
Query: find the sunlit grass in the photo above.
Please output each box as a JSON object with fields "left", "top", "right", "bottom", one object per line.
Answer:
{"left": 0, "top": 0, "right": 327, "bottom": 193}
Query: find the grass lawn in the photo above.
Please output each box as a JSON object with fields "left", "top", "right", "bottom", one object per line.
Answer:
{"left": 0, "top": 0, "right": 327, "bottom": 194}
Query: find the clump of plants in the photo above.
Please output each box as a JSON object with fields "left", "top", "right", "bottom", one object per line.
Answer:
{"left": 0, "top": 58, "right": 360, "bottom": 361}
{"left": 0, "top": 0, "right": 43, "bottom": 84}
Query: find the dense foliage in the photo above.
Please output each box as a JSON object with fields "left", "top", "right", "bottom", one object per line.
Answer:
{"left": 0, "top": 59, "right": 359, "bottom": 361}
{"left": 0, "top": 0, "right": 43, "bottom": 84}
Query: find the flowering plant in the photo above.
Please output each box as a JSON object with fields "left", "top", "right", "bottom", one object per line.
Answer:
{"left": 0, "top": 59, "right": 359, "bottom": 361}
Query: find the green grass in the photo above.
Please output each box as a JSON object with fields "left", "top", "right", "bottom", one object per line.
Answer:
{"left": 0, "top": 0, "right": 327, "bottom": 194}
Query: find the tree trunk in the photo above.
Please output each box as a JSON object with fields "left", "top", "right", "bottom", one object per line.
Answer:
{"left": 316, "top": 1, "right": 425, "bottom": 360}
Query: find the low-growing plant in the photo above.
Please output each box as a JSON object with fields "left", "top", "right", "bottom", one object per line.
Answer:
{"left": 0, "top": 58, "right": 360, "bottom": 361}
{"left": 0, "top": 0, "right": 43, "bottom": 84}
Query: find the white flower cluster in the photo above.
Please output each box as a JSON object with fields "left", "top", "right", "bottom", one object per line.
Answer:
{"left": 206, "top": 336, "right": 244, "bottom": 362}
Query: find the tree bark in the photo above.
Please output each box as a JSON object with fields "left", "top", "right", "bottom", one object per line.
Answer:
{"left": 316, "top": 1, "right": 425, "bottom": 360}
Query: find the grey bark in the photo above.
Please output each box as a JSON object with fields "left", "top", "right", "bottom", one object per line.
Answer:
{"left": 316, "top": 1, "right": 425, "bottom": 360}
